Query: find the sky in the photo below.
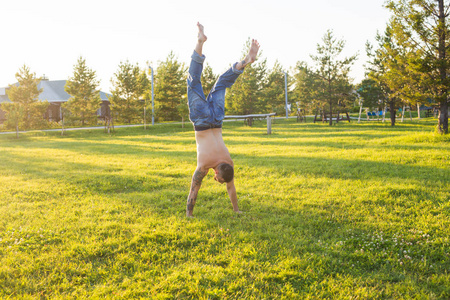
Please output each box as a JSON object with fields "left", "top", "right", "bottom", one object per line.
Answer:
{"left": 1, "top": 0, "right": 391, "bottom": 93}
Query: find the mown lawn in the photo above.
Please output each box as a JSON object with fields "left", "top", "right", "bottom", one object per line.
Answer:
{"left": 0, "top": 118, "right": 449, "bottom": 299}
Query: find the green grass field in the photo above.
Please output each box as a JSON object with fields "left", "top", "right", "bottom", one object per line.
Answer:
{"left": 0, "top": 118, "right": 449, "bottom": 299}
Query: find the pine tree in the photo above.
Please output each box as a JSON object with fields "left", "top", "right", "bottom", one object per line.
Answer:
{"left": 154, "top": 52, "right": 186, "bottom": 122}
{"left": 385, "top": 0, "right": 450, "bottom": 133}
{"left": 3, "top": 65, "right": 48, "bottom": 131}
{"left": 64, "top": 57, "right": 102, "bottom": 126}
{"left": 366, "top": 25, "right": 409, "bottom": 126}
{"left": 356, "top": 78, "right": 386, "bottom": 111}
{"left": 292, "top": 61, "right": 324, "bottom": 115}
{"left": 310, "top": 30, "right": 357, "bottom": 125}
{"left": 201, "top": 63, "right": 217, "bottom": 97}
{"left": 225, "top": 39, "right": 267, "bottom": 116}
{"left": 264, "top": 61, "right": 293, "bottom": 116}
{"left": 110, "top": 61, "right": 149, "bottom": 124}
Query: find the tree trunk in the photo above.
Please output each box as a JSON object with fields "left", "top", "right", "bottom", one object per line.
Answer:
{"left": 329, "top": 101, "right": 333, "bottom": 126}
{"left": 61, "top": 116, "right": 64, "bottom": 136}
{"left": 438, "top": 101, "right": 449, "bottom": 133}
{"left": 390, "top": 100, "right": 396, "bottom": 127}
{"left": 358, "top": 101, "right": 363, "bottom": 123}
{"left": 16, "top": 125, "right": 19, "bottom": 139}
{"left": 417, "top": 103, "right": 421, "bottom": 119}
{"left": 437, "top": 0, "right": 449, "bottom": 134}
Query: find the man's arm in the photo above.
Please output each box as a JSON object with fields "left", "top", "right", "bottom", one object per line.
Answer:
{"left": 226, "top": 180, "right": 241, "bottom": 213}
{"left": 186, "top": 168, "right": 208, "bottom": 217}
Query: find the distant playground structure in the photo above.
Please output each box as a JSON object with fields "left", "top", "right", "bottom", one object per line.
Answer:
{"left": 356, "top": 94, "right": 439, "bottom": 123}
{"left": 313, "top": 101, "right": 351, "bottom": 124}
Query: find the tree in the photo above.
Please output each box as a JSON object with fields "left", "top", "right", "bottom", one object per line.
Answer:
{"left": 176, "top": 95, "right": 189, "bottom": 128}
{"left": 225, "top": 39, "right": 267, "bottom": 117}
{"left": 201, "top": 63, "right": 217, "bottom": 97}
{"left": 154, "top": 52, "right": 186, "bottom": 122}
{"left": 3, "top": 65, "right": 48, "bottom": 131}
{"left": 356, "top": 78, "right": 386, "bottom": 111}
{"left": 2, "top": 103, "right": 23, "bottom": 138}
{"left": 366, "top": 25, "right": 414, "bottom": 126}
{"left": 264, "top": 61, "right": 293, "bottom": 116}
{"left": 110, "top": 61, "right": 149, "bottom": 124}
{"left": 292, "top": 61, "right": 323, "bottom": 114}
{"left": 310, "top": 30, "right": 357, "bottom": 125}
{"left": 64, "top": 57, "right": 102, "bottom": 126}
{"left": 385, "top": 0, "right": 450, "bottom": 133}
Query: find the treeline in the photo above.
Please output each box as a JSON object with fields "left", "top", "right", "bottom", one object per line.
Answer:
{"left": 2, "top": 0, "right": 449, "bottom": 133}
{"left": 0, "top": 34, "right": 355, "bottom": 131}
{"left": 360, "top": 0, "right": 449, "bottom": 133}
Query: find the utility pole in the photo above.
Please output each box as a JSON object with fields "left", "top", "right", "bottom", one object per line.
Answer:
{"left": 148, "top": 65, "right": 155, "bottom": 126}
{"left": 284, "top": 71, "right": 289, "bottom": 119}
{"left": 144, "top": 92, "right": 147, "bottom": 130}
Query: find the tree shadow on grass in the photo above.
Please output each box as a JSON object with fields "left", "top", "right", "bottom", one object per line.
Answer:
{"left": 1, "top": 140, "right": 449, "bottom": 297}
{"left": 234, "top": 152, "right": 450, "bottom": 184}
{"left": 120, "top": 182, "right": 449, "bottom": 298}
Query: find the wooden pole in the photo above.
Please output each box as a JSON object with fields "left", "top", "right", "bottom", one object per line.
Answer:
{"left": 358, "top": 102, "right": 363, "bottom": 123}
{"left": 267, "top": 115, "right": 272, "bottom": 135}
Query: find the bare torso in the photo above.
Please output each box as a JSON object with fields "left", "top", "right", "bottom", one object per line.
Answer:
{"left": 195, "top": 128, "right": 233, "bottom": 170}
{"left": 186, "top": 22, "right": 259, "bottom": 216}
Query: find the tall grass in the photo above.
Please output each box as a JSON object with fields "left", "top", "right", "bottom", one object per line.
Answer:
{"left": 0, "top": 118, "right": 449, "bottom": 299}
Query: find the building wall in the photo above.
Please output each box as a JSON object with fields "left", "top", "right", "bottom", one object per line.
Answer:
{"left": 46, "top": 103, "right": 62, "bottom": 122}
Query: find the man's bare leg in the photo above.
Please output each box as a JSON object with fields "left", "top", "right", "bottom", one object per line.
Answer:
{"left": 195, "top": 22, "right": 207, "bottom": 56}
{"left": 236, "top": 39, "right": 260, "bottom": 71}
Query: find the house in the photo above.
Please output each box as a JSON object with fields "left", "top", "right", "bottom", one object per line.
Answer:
{"left": 0, "top": 78, "right": 111, "bottom": 124}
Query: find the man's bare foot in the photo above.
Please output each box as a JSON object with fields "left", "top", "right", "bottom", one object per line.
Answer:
{"left": 236, "top": 39, "right": 260, "bottom": 70}
{"left": 195, "top": 22, "right": 207, "bottom": 56}
{"left": 245, "top": 39, "right": 260, "bottom": 64}
{"left": 197, "top": 22, "right": 207, "bottom": 44}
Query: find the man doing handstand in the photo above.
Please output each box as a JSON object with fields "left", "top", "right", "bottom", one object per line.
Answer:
{"left": 186, "top": 22, "right": 260, "bottom": 217}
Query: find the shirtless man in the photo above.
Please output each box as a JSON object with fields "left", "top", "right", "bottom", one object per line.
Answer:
{"left": 186, "top": 22, "right": 260, "bottom": 217}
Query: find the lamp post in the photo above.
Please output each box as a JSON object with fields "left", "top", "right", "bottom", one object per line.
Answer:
{"left": 284, "top": 71, "right": 289, "bottom": 119}
{"left": 144, "top": 92, "right": 147, "bottom": 130}
{"left": 358, "top": 95, "right": 363, "bottom": 123}
{"left": 148, "top": 65, "right": 155, "bottom": 126}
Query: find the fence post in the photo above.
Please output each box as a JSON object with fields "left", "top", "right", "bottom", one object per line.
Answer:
{"left": 267, "top": 115, "right": 272, "bottom": 135}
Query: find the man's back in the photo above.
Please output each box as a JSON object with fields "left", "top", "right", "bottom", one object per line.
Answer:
{"left": 195, "top": 128, "right": 232, "bottom": 170}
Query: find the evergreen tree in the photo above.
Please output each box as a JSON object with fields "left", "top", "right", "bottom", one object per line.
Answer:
{"left": 385, "top": 0, "right": 450, "bottom": 133}
{"left": 2, "top": 103, "right": 23, "bottom": 138}
{"left": 3, "top": 65, "right": 48, "bottom": 131}
{"left": 356, "top": 78, "right": 386, "bottom": 111}
{"left": 64, "top": 57, "right": 102, "bottom": 126}
{"left": 201, "top": 63, "right": 217, "bottom": 97}
{"left": 264, "top": 61, "right": 293, "bottom": 116}
{"left": 225, "top": 39, "right": 267, "bottom": 116}
{"left": 154, "top": 52, "right": 186, "bottom": 122}
{"left": 292, "top": 61, "right": 324, "bottom": 115}
{"left": 366, "top": 25, "right": 408, "bottom": 126}
{"left": 310, "top": 30, "right": 357, "bottom": 125}
{"left": 110, "top": 61, "right": 149, "bottom": 124}
{"left": 176, "top": 94, "right": 189, "bottom": 128}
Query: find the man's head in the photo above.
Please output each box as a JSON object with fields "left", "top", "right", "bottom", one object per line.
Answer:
{"left": 214, "top": 163, "right": 234, "bottom": 184}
